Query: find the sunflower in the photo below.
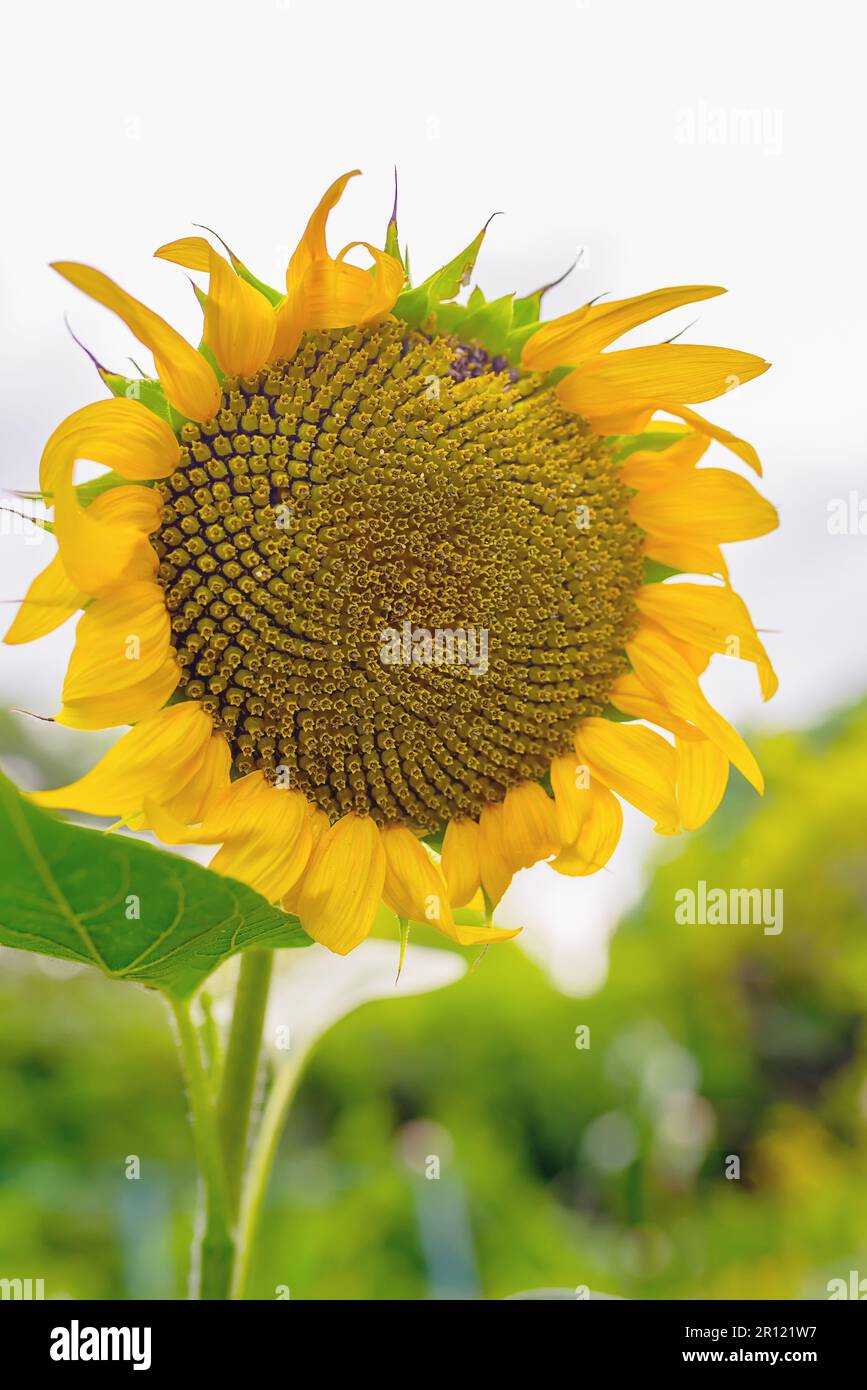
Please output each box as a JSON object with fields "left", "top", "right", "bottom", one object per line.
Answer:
{"left": 7, "top": 170, "right": 778, "bottom": 955}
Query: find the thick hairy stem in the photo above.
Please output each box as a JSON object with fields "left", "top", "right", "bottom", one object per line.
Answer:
{"left": 169, "top": 996, "right": 234, "bottom": 1300}
{"left": 216, "top": 950, "right": 274, "bottom": 1223}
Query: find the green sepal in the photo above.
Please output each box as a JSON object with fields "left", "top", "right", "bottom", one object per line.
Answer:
{"left": 100, "top": 370, "right": 183, "bottom": 429}
{"left": 0, "top": 771, "right": 313, "bottom": 999}
{"left": 394, "top": 218, "right": 496, "bottom": 329}
{"left": 422, "top": 826, "right": 445, "bottom": 855}
{"left": 74, "top": 471, "right": 134, "bottom": 507}
{"left": 610, "top": 429, "right": 685, "bottom": 462}
{"left": 384, "top": 216, "right": 409, "bottom": 282}
{"left": 642, "top": 558, "right": 681, "bottom": 584}
{"left": 601, "top": 704, "right": 635, "bottom": 723}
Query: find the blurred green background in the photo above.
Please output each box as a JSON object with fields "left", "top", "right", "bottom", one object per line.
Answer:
{"left": 1, "top": 701, "right": 866, "bottom": 1301}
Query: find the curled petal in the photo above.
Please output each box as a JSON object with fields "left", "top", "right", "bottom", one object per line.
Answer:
{"left": 56, "top": 581, "right": 179, "bottom": 729}
{"left": 33, "top": 702, "right": 229, "bottom": 826}
{"left": 156, "top": 236, "right": 276, "bottom": 377}
{"left": 551, "top": 781, "right": 623, "bottom": 876}
{"left": 52, "top": 263, "right": 220, "bottom": 421}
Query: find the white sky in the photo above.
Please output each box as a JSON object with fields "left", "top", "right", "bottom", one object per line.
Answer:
{"left": 1, "top": 0, "right": 864, "bottom": 991}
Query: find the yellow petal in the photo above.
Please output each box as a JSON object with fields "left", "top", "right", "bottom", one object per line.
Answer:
{"left": 557, "top": 344, "right": 770, "bottom": 433}
{"left": 272, "top": 170, "right": 360, "bottom": 360}
{"left": 643, "top": 534, "right": 729, "bottom": 580}
{"left": 661, "top": 405, "right": 763, "bottom": 476}
{"left": 298, "top": 240, "right": 404, "bottom": 330}
{"left": 146, "top": 772, "right": 313, "bottom": 902}
{"left": 57, "top": 482, "right": 161, "bottom": 597}
{"left": 501, "top": 781, "right": 561, "bottom": 869}
{"left": 155, "top": 236, "right": 275, "bottom": 377}
{"left": 52, "top": 262, "right": 220, "bottom": 421}
{"left": 381, "top": 825, "right": 454, "bottom": 932}
{"left": 441, "top": 816, "right": 481, "bottom": 908}
{"left": 676, "top": 736, "right": 729, "bottom": 831}
{"left": 630, "top": 468, "right": 778, "bottom": 544}
{"left": 635, "top": 582, "right": 778, "bottom": 701}
{"left": 619, "top": 433, "right": 710, "bottom": 490}
{"left": 626, "top": 626, "right": 764, "bottom": 793}
{"left": 550, "top": 754, "right": 591, "bottom": 844}
{"left": 4, "top": 549, "right": 86, "bottom": 645}
{"left": 523, "top": 285, "right": 725, "bottom": 371}
{"left": 282, "top": 807, "right": 330, "bottom": 914}
{"left": 551, "top": 780, "right": 623, "bottom": 876}
{"left": 32, "top": 701, "right": 226, "bottom": 820}
{"left": 56, "top": 580, "right": 178, "bottom": 729}
{"left": 477, "top": 802, "right": 513, "bottom": 908}
{"left": 293, "top": 812, "right": 386, "bottom": 955}
{"left": 40, "top": 400, "right": 179, "bottom": 492}
{"left": 608, "top": 672, "right": 702, "bottom": 741}
{"left": 573, "top": 716, "right": 680, "bottom": 834}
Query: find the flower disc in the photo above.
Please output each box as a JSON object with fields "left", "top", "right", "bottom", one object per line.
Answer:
{"left": 154, "top": 322, "right": 644, "bottom": 830}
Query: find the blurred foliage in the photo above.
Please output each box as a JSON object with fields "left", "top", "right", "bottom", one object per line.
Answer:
{"left": 1, "top": 701, "right": 867, "bottom": 1299}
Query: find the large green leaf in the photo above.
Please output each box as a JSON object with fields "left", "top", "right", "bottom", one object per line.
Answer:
{"left": 0, "top": 773, "right": 312, "bottom": 998}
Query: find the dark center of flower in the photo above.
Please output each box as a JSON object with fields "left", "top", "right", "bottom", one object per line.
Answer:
{"left": 153, "top": 323, "right": 643, "bottom": 831}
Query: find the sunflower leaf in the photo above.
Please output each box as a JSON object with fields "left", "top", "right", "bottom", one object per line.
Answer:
{"left": 0, "top": 772, "right": 313, "bottom": 999}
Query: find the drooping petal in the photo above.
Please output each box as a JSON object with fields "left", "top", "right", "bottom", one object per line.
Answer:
{"left": 477, "top": 802, "right": 513, "bottom": 907}
{"left": 155, "top": 236, "right": 276, "bottom": 377}
{"left": 661, "top": 405, "right": 763, "bottom": 475}
{"left": 573, "top": 716, "right": 680, "bottom": 834}
{"left": 501, "top": 781, "right": 561, "bottom": 869}
{"left": 626, "top": 626, "right": 764, "bottom": 793}
{"left": 52, "top": 262, "right": 221, "bottom": 421}
{"left": 676, "top": 736, "right": 729, "bottom": 831}
{"left": 32, "top": 701, "right": 228, "bottom": 822}
{"left": 293, "top": 812, "right": 386, "bottom": 955}
{"left": 145, "top": 772, "right": 313, "bottom": 902}
{"left": 630, "top": 468, "right": 778, "bottom": 545}
{"left": 551, "top": 780, "right": 623, "bottom": 876}
{"left": 550, "top": 753, "right": 594, "bottom": 844}
{"left": 381, "top": 825, "right": 454, "bottom": 932}
{"left": 523, "top": 285, "right": 725, "bottom": 371}
{"left": 441, "top": 816, "right": 481, "bottom": 908}
{"left": 56, "top": 580, "right": 179, "bottom": 729}
{"left": 635, "top": 582, "right": 778, "bottom": 700}
{"left": 608, "top": 672, "right": 701, "bottom": 741}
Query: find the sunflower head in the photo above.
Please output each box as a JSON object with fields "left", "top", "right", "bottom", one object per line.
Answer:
{"left": 10, "top": 170, "right": 777, "bottom": 955}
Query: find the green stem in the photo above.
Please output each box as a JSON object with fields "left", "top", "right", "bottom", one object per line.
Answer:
{"left": 216, "top": 950, "right": 274, "bottom": 1223}
{"left": 232, "top": 1048, "right": 306, "bottom": 1300}
{"left": 169, "top": 996, "right": 234, "bottom": 1300}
